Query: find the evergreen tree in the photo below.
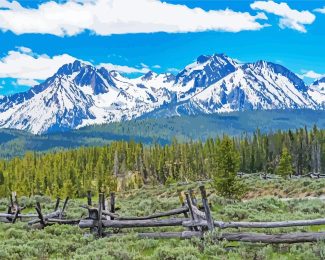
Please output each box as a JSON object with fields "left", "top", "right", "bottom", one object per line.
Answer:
{"left": 213, "top": 136, "right": 246, "bottom": 200}
{"left": 277, "top": 147, "right": 293, "bottom": 178}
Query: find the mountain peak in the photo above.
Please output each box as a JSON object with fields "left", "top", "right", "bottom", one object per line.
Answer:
{"left": 244, "top": 60, "right": 307, "bottom": 92}
{"left": 142, "top": 71, "right": 158, "bottom": 81}
{"left": 175, "top": 53, "right": 237, "bottom": 89}
{"left": 313, "top": 77, "right": 325, "bottom": 85}
{"left": 57, "top": 60, "right": 90, "bottom": 75}
{"left": 0, "top": 53, "right": 323, "bottom": 134}
{"left": 196, "top": 55, "right": 211, "bottom": 64}
{"left": 195, "top": 53, "right": 234, "bottom": 65}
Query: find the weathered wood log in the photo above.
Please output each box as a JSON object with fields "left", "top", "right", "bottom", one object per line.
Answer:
{"left": 87, "top": 190, "right": 92, "bottom": 206}
{"left": 54, "top": 197, "right": 60, "bottom": 211}
{"left": 104, "top": 231, "right": 203, "bottom": 239}
{"left": 0, "top": 218, "right": 11, "bottom": 223}
{"left": 183, "top": 218, "right": 325, "bottom": 229}
{"left": 104, "top": 231, "right": 325, "bottom": 243}
{"left": 191, "top": 205, "right": 206, "bottom": 220}
{"left": 115, "top": 207, "right": 189, "bottom": 221}
{"left": 28, "top": 210, "right": 61, "bottom": 225}
{"left": 199, "top": 186, "right": 214, "bottom": 231}
{"left": 101, "top": 210, "right": 119, "bottom": 218}
{"left": 9, "top": 194, "right": 13, "bottom": 208}
{"left": 47, "top": 218, "right": 80, "bottom": 225}
{"left": 11, "top": 207, "right": 20, "bottom": 224}
{"left": 0, "top": 213, "right": 38, "bottom": 218}
{"left": 99, "top": 206, "right": 188, "bottom": 221}
{"left": 79, "top": 218, "right": 188, "bottom": 229}
{"left": 35, "top": 205, "right": 46, "bottom": 226}
{"left": 189, "top": 189, "right": 198, "bottom": 206}
{"left": 110, "top": 192, "right": 115, "bottom": 220}
{"left": 80, "top": 205, "right": 96, "bottom": 211}
{"left": 98, "top": 193, "right": 103, "bottom": 236}
{"left": 60, "top": 197, "right": 69, "bottom": 219}
{"left": 102, "top": 193, "right": 106, "bottom": 211}
{"left": 220, "top": 232, "right": 325, "bottom": 244}
{"left": 178, "top": 191, "right": 191, "bottom": 231}
{"left": 185, "top": 192, "right": 199, "bottom": 231}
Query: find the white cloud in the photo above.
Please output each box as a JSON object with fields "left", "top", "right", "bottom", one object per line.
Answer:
{"left": 16, "top": 46, "right": 32, "bottom": 54}
{"left": 16, "top": 78, "right": 40, "bottom": 87}
{"left": 0, "top": 46, "right": 154, "bottom": 85}
{"left": 251, "top": 1, "right": 315, "bottom": 32}
{"left": 0, "top": 47, "right": 76, "bottom": 80}
{"left": 314, "top": 7, "right": 325, "bottom": 14}
{"left": 0, "top": 0, "right": 267, "bottom": 36}
{"left": 140, "top": 63, "right": 149, "bottom": 68}
{"left": 167, "top": 68, "right": 180, "bottom": 73}
{"left": 299, "top": 70, "right": 325, "bottom": 80}
{"left": 152, "top": 65, "right": 161, "bottom": 69}
{"left": 98, "top": 63, "right": 150, "bottom": 74}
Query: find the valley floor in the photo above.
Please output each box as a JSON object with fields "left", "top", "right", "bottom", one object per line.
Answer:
{"left": 1, "top": 177, "right": 325, "bottom": 259}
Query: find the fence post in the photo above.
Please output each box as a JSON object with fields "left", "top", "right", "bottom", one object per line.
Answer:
{"left": 185, "top": 192, "right": 199, "bottom": 231}
{"left": 35, "top": 202, "right": 46, "bottom": 227}
{"left": 60, "top": 197, "right": 69, "bottom": 219}
{"left": 54, "top": 197, "right": 60, "bottom": 211}
{"left": 189, "top": 188, "right": 197, "bottom": 206}
{"left": 87, "top": 190, "right": 92, "bottom": 206}
{"left": 98, "top": 193, "right": 103, "bottom": 237}
{"left": 178, "top": 191, "right": 189, "bottom": 218}
{"left": 102, "top": 193, "right": 106, "bottom": 211}
{"left": 199, "top": 185, "right": 214, "bottom": 231}
{"left": 110, "top": 192, "right": 115, "bottom": 220}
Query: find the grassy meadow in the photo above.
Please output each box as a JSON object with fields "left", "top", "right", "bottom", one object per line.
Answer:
{"left": 1, "top": 176, "right": 325, "bottom": 259}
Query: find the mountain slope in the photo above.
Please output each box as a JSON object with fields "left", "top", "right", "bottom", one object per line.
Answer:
{"left": 0, "top": 109, "right": 324, "bottom": 158}
{"left": 0, "top": 76, "right": 95, "bottom": 133}
{"left": 0, "top": 54, "right": 324, "bottom": 134}
{"left": 308, "top": 77, "right": 325, "bottom": 107}
{"left": 189, "top": 61, "right": 316, "bottom": 113}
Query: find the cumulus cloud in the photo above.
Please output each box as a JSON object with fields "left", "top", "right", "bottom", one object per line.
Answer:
{"left": 0, "top": 47, "right": 76, "bottom": 80}
{"left": 167, "top": 68, "right": 180, "bottom": 73}
{"left": 314, "top": 7, "right": 325, "bottom": 14}
{"left": 0, "top": 46, "right": 154, "bottom": 85}
{"left": 0, "top": 0, "right": 267, "bottom": 36}
{"left": 251, "top": 1, "right": 315, "bottom": 32}
{"left": 98, "top": 63, "right": 150, "bottom": 74}
{"left": 299, "top": 70, "right": 325, "bottom": 80}
{"left": 16, "top": 46, "right": 33, "bottom": 54}
{"left": 16, "top": 78, "right": 40, "bottom": 87}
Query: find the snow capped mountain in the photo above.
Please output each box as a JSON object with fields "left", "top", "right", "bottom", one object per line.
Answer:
{"left": 188, "top": 61, "right": 316, "bottom": 113}
{"left": 0, "top": 61, "right": 175, "bottom": 133}
{"left": 308, "top": 77, "right": 325, "bottom": 107}
{"left": 0, "top": 76, "right": 95, "bottom": 134}
{"left": 0, "top": 54, "right": 324, "bottom": 134}
{"left": 174, "top": 54, "right": 237, "bottom": 100}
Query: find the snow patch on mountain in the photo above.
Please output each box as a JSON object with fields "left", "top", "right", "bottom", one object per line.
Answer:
{"left": 0, "top": 54, "right": 324, "bottom": 134}
{"left": 308, "top": 77, "right": 325, "bottom": 107}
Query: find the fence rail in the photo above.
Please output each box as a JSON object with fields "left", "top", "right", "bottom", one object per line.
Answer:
{"left": 1, "top": 187, "right": 325, "bottom": 244}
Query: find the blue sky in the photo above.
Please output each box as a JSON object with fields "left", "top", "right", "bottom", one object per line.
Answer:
{"left": 0, "top": 0, "right": 325, "bottom": 95}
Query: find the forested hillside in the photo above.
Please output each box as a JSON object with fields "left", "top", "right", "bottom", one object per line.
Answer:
{"left": 0, "top": 109, "right": 324, "bottom": 158}
{"left": 0, "top": 126, "right": 323, "bottom": 198}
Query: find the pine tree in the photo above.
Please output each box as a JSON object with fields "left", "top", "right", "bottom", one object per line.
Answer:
{"left": 213, "top": 136, "right": 246, "bottom": 200}
{"left": 277, "top": 147, "right": 293, "bottom": 178}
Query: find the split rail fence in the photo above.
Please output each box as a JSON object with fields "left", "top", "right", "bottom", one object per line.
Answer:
{"left": 1, "top": 186, "right": 325, "bottom": 244}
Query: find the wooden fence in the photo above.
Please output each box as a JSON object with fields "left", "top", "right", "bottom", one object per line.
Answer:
{"left": 1, "top": 186, "right": 325, "bottom": 244}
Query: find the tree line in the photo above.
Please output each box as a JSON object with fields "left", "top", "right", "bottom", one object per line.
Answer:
{"left": 0, "top": 126, "right": 323, "bottom": 198}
